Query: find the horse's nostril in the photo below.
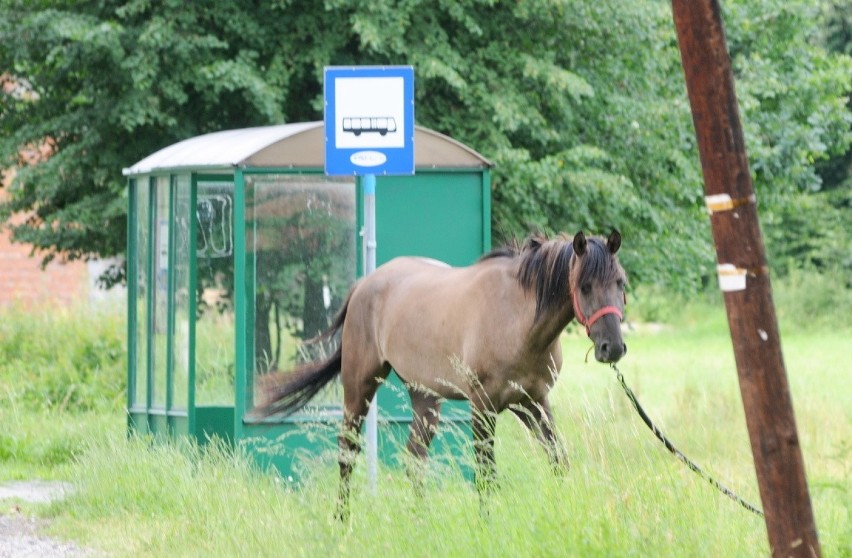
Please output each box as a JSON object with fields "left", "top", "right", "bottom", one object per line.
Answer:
{"left": 600, "top": 342, "right": 609, "bottom": 357}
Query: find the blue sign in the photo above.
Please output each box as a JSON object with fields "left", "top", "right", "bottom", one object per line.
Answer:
{"left": 324, "top": 66, "right": 415, "bottom": 176}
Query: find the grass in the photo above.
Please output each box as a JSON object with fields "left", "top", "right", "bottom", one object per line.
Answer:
{"left": 0, "top": 304, "right": 125, "bottom": 479}
{"left": 2, "top": 279, "right": 850, "bottom": 557}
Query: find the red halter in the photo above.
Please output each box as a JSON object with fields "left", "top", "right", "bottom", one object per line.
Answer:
{"left": 572, "top": 290, "right": 624, "bottom": 337}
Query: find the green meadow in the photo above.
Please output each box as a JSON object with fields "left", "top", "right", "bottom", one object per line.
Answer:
{"left": 0, "top": 274, "right": 849, "bottom": 557}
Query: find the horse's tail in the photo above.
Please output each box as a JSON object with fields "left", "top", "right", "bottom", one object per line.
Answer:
{"left": 252, "top": 288, "right": 354, "bottom": 418}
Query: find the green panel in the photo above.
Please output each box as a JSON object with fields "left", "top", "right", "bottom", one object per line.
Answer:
{"left": 375, "top": 172, "right": 485, "bottom": 266}
{"left": 141, "top": 411, "right": 188, "bottom": 438}
{"left": 377, "top": 416, "right": 473, "bottom": 481}
{"left": 170, "top": 414, "right": 189, "bottom": 437}
{"left": 148, "top": 413, "right": 169, "bottom": 438}
{"left": 194, "top": 406, "right": 235, "bottom": 444}
{"left": 243, "top": 415, "right": 473, "bottom": 484}
{"left": 242, "top": 416, "right": 340, "bottom": 484}
{"left": 128, "top": 411, "right": 149, "bottom": 435}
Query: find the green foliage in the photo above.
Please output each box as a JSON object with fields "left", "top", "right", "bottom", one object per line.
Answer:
{"left": 0, "top": 305, "right": 125, "bottom": 476}
{"left": 763, "top": 187, "right": 852, "bottom": 278}
{"left": 0, "top": 403, "right": 119, "bottom": 478}
{"left": 818, "top": 0, "right": 852, "bottom": 56}
{"left": 727, "top": 1, "right": 852, "bottom": 195}
{"left": 627, "top": 265, "right": 852, "bottom": 333}
{"left": 772, "top": 266, "right": 852, "bottom": 329}
{"left": 1, "top": 0, "right": 849, "bottom": 294}
{"left": 0, "top": 305, "right": 126, "bottom": 412}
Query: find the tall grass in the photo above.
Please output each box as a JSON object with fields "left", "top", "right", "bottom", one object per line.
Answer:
{"left": 4, "top": 273, "right": 849, "bottom": 556}
{"left": 0, "top": 303, "right": 125, "bottom": 479}
{"left": 0, "top": 304, "right": 126, "bottom": 413}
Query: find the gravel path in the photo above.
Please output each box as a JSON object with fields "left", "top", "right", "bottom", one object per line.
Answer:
{"left": 0, "top": 481, "right": 95, "bottom": 558}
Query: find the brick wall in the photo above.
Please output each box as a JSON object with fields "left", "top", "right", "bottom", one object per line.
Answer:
{"left": 0, "top": 230, "right": 90, "bottom": 309}
{"left": 1, "top": 165, "right": 90, "bottom": 309}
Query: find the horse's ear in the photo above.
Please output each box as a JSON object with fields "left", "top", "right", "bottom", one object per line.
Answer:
{"left": 607, "top": 229, "right": 621, "bottom": 254}
{"left": 524, "top": 235, "right": 544, "bottom": 251}
{"left": 573, "top": 231, "right": 587, "bottom": 256}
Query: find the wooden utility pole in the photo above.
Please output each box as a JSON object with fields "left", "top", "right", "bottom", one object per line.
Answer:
{"left": 671, "top": 1, "right": 821, "bottom": 556}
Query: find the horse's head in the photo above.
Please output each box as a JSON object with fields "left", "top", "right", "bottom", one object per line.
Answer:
{"left": 570, "top": 230, "right": 627, "bottom": 363}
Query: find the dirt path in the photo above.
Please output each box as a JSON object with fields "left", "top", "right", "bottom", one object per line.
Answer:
{"left": 0, "top": 481, "right": 95, "bottom": 557}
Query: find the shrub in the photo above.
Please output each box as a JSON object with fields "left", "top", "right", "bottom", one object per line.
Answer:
{"left": 0, "top": 304, "right": 126, "bottom": 413}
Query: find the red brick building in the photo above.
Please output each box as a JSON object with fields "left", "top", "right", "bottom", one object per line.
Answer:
{"left": 0, "top": 165, "right": 92, "bottom": 309}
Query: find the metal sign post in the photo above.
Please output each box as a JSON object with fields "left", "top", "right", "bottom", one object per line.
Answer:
{"left": 671, "top": 1, "right": 821, "bottom": 555}
{"left": 362, "top": 173, "right": 378, "bottom": 488}
{"left": 325, "top": 66, "right": 415, "bottom": 491}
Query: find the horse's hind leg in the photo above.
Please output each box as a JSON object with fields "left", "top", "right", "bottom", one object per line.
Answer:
{"left": 336, "top": 355, "right": 390, "bottom": 520}
{"left": 404, "top": 387, "right": 442, "bottom": 491}
{"left": 510, "top": 396, "right": 569, "bottom": 474}
{"left": 471, "top": 400, "right": 498, "bottom": 493}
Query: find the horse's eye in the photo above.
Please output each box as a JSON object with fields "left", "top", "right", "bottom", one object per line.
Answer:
{"left": 616, "top": 279, "right": 624, "bottom": 289}
{"left": 581, "top": 283, "right": 592, "bottom": 295}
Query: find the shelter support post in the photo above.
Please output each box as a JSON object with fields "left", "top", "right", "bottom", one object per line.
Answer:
{"left": 671, "top": 1, "right": 820, "bottom": 556}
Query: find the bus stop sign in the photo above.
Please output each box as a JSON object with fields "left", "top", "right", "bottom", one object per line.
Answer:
{"left": 324, "top": 66, "right": 415, "bottom": 176}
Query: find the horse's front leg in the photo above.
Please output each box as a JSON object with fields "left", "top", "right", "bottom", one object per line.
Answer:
{"left": 510, "top": 396, "right": 569, "bottom": 474}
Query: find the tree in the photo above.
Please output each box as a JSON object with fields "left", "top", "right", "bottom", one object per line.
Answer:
{"left": 0, "top": 0, "right": 338, "bottom": 278}
{"left": 2, "top": 0, "right": 849, "bottom": 293}
{"left": 724, "top": 0, "right": 851, "bottom": 279}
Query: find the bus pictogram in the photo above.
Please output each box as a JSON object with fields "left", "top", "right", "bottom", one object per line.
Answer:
{"left": 342, "top": 117, "right": 397, "bottom": 136}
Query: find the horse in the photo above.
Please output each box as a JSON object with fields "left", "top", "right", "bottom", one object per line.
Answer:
{"left": 253, "top": 229, "right": 627, "bottom": 515}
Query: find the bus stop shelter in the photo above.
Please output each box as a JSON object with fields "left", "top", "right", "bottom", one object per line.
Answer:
{"left": 123, "top": 121, "right": 492, "bottom": 480}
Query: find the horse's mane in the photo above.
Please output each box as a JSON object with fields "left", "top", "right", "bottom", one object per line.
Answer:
{"left": 480, "top": 233, "right": 622, "bottom": 321}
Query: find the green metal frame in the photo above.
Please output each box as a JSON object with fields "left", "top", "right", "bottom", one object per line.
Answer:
{"left": 187, "top": 174, "right": 198, "bottom": 437}
{"left": 233, "top": 169, "right": 247, "bottom": 443}
{"left": 191, "top": 173, "right": 238, "bottom": 444}
{"left": 165, "top": 175, "right": 177, "bottom": 428}
{"left": 127, "top": 173, "right": 198, "bottom": 437}
{"left": 126, "top": 178, "right": 137, "bottom": 424}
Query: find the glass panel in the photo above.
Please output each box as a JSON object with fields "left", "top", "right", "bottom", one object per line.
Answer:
{"left": 171, "top": 176, "right": 191, "bottom": 410}
{"left": 151, "top": 176, "right": 170, "bottom": 409}
{"left": 195, "top": 181, "right": 236, "bottom": 405}
{"left": 133, "top": 179, "right": 150, "bottom": 408}
{"left": 245, "top": 174, "right": 356, "bottom": 411}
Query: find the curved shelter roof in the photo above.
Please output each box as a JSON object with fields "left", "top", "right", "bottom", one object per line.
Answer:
{"left": 123, "top": 121, "right": 491, "bottom": 176}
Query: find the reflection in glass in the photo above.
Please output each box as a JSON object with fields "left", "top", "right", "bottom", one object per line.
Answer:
{"left": 133, "top": 181, "right": 149, "bottom": 408}
{"left": 172, "top": 176, "right": 191, "bottom": 410}
{"left": 246, "top": 175, "right": 355, "bottom": 411}
{"left": 151, "top": 177, "right": 170, "bottom": 409}
{"left": 195, "top": 182, "right": 236, "bottom": 405}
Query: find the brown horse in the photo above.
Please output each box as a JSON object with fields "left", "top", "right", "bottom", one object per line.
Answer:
{"left": 254, "top": 230, "right": 627, "bottom": 512}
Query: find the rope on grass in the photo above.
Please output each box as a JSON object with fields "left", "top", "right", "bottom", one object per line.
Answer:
{"left": 611, "top": 363, "right": 764, "bottom": 517}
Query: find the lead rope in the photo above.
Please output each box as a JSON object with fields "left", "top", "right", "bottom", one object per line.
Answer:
{"left": 610, "top": 362, "right": 764, "bottom": 517}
